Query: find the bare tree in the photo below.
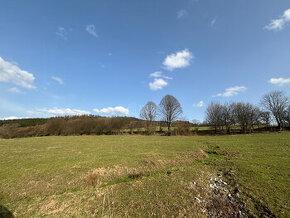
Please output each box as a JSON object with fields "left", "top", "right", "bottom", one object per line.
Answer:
{"left": 205, "top": 102, "right": 223, "bottom": 133}
{"left": 248, "top": 106, "right": 262, "bottom": 131}
{"left": 260, "top": 111, "right": 271, "bottom": 128}
{"left": 261, "top": 91, "right": 289, "bottom": 129}
{"left": 140, "top": 101, "right": 157, "bottom": 133}
{"left": 232, "top": 102, "right": 258, "bottom": 133}
{"left": 221, "top": 103, "right": 234, "bottom": 134}
{"left": 159, "top": 95, "right": 183, "bottom": 135}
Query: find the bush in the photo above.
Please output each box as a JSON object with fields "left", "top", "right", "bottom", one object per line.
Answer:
{"left": 172, "top": 121, "right": 191, "bottom": 136}
{"left": 45, "top": 118, "right": 66, "bottom": 136}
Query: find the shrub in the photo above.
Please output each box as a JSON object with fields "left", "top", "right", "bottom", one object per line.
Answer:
{"left": 173, "top": 121, "right": 191, "bottom": 136}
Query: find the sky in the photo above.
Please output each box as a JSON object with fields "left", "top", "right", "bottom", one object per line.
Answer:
{"left": 0, "top": 0, "right": 290, "bottom": 122}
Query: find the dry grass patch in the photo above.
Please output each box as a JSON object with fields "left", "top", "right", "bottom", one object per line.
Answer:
{"left": 86, "top": 173, "right": 100, "bottom": 187}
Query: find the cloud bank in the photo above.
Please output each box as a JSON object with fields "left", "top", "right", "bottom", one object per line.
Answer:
{"left": 0, "top": 116, "right": 28, "bottom": 120}
{"left": 35, "top": 108, "right": 91, "bottom": 116}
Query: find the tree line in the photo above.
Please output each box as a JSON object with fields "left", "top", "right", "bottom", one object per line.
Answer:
{"left": 140, "top": 91, "right": 290, "bottom": 135}
{"left": 0, "top": 90, "right": 289, "bottom": 138}
{"left": 205, "top": 90, "right": 289, "bottom": 133}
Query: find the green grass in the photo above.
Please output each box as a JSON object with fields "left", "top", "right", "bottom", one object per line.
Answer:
{"left": 0, "top": 133, "right": 289, "bottom": 217}
{"left": 202, "top": 133, "right": 290, "bottom": 217}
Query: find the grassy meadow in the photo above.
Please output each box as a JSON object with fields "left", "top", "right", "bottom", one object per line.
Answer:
{"left": 0, "top": 133, "right": 289, "bottom": 217}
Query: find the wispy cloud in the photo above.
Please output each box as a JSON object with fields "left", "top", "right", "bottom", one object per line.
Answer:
{"left": 216, "top": 86, "right": 247, "bottom": 97}
{"left": 210, "top": 18, "right": 216, "bottom": 27}
{"left": 265, "top": 8, "right": 290, "bottom": 31}
{"left": 149, "top": 71, "right": 172, "bottom": 80}
{"left": 52, "top": 76, "right": 64, "bottom": 85}
{"left": 163, "top": 49, "right": 193, "bottom": 71}
{"left": 32, "top": 108, "right": 91, "bottom": 116}
{"left": 193, "top": 101, "right": 204, "bottom": 107}
{"left": 0, "top": 57, "right": 35, "bottom": 89}
{"left": 93, "top": 106, "right": 129, "bottom": 115}
{"left": 177, "top": 9, "right": 187, "bottom": 19}
{"left": 149, "top": 78, "right": 168, "bottom": 91}
{"left": 86, "top": 24, "right": 98, "bottom": 37}
{"left": 56, "top": 27, "right": 68, "bottom": 40}
{"left": 8, "top": 87, "right": 24, "bottom": 94}
{"left": 269, "top": 77, "right": 290, "bottom": 86}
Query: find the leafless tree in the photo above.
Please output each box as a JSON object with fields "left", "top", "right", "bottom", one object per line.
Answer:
{"left": 140, "top": 101, "right": 157, "bottom": 133}
{"left": 261, "top": 91, "right": 289, "bottom": 129}
{"left": 260, "top": 111, "right": 271, "bottom": 127}
{"left": 159, "top": 95, "right": 183, "bottom": 135}
{"left": 221, "top": 103, "right": 235, "bottom": 134}
{"left": 205, "top": 102, "right": 223, "bottom": 133}
{"left": 248, "top": 106, "right": 262, "bottom": 130}
{"left": 232, "top": 102, "right": 259, "bottom": 133}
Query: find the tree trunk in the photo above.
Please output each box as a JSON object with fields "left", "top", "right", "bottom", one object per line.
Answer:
{"left": 226, "top": 126, "right": 231, "bottom": 134}
{"left": 167, "top": 122, "right": 171, "bottom": 136}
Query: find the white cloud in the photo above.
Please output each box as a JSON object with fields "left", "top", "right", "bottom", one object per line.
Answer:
{"left": 149, "top": 71, "right": 172, "bottom": 80}
{"left": 0, "top": 116, "right": 27, "bottom": 120}
{"left": 265, "top": 8, "right": 290, "bottom": 31}
{"left": 86, "top": 24, "right": 98, "bottom": 37}
{"left": 216, "top": 86, "right": 247, "bottom": 97}
{"left": 0, "top": 57, "right": 35, "bottom": 89}
{"left": 150, "top": 71, "right": 162, "bottom": 78}
{"left": 193, "top": 101, "right": 204, "bottom": 107}
{"left": 149, "top": 78, "right": 168, "bottom": 90}
{"left": 56, "top": 27, "right": 68, "bottom": 40}
{"left": 8, "top": 87, "right": 24, "bottom": 94}
{"left": 35, "top": 108, "right": 91, "bottom": 116}
{"left": 52, "top": 76, "right": 64, "bottom": 85}
{"left": 269, "top": 77, "right": 290, "bottom": 86}
{"left": 177, "top": 9, "right": 187, "bottom": 19}
{"left": 93, "top": 106, "right": 129, "bottom": 115}
{"left": 163, "top": 49, "right": 193, "bottom": 71}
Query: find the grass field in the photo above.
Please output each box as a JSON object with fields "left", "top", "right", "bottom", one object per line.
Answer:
{"left": 0, "top": 133, "right": 289, "bottom": 217}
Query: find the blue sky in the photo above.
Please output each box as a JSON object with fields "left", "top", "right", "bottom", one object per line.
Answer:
{"left": 0, "top": 0, "right": 290, "bottom": 121}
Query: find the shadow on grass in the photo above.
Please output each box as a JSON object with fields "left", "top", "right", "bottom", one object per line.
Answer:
{"left": 0, "top": 204, "right": 14, "bottom": 218}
